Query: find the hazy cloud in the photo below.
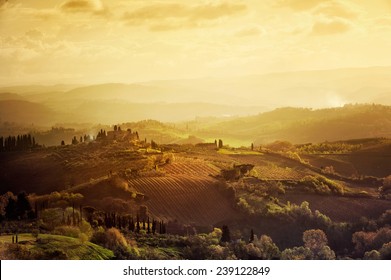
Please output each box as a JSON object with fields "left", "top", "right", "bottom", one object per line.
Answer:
{"left": 278, "top": 0, "right": 331, "bottom": 11}
{"left": 235, "top": 27, "right": 263, "bottom": 37}
{"left": 0, "top": 0, "right": 10, "bottom": 10}
{"left": 25, "top": 29, "right": 45, "bottom": 39}
{"left": 311, "top": 20, "right": 350, "bottom": 35}
{"left": 314, "top": 2, "right": 357, "bottom": 19}
{"left": 122, "top": 2, "right": 247, "bottom": 31}
{"left": 60, "top": 0, "right": 107, "bottom": 14}
{"left": 375, "top": 17, "right": 391, "bottom": 26}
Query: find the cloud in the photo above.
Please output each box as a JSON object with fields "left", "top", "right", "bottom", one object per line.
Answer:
{"left": 314, "top": 2, "right": 357, "bottom": 20}
{"left": 311, "top": 20, "right": 350, "bottom": 35}
{"left": 278, "top": 0, "right": 331, "bottom": 11}
{"left": 122, "top": 2, "right": 247, "bottom": 31}
{"left": 235, "top": 27, "right": 263, "bottom": 37}
{"left": 60, "top": 0, "right": 107, "bottom": 15}
{"left": 0, "top": 0, "right": 11, "bottom": 11}
{"left": 25, "top": 29, "right": 44, "bottom": 39}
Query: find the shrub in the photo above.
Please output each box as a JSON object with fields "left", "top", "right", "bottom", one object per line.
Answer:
{"left": 352, "top": 227, "right": 391, "bottom": 257}
{"left": 300, "top": 175, "right": 344, "bottom": 195}
{"left": 246, "top": 235, "right": 281, "bottom": 260}
{"left": 281, "top": 246, "right": 313, "bottom": 260}
{"left": 39, "top": 208, "right": 64, "bottom": 230}
{"left": 53, "top": 226, "right": 81, "bottom": 238}
{"left": 105, "top": 228, "right": 128, "bottom": 250}
{"left": 303, "top": 229, "right": 328, "bottom": 253}
{"left": 79, "top": 220, "right": 93, "bottom": 240}
{"left": 363, "top": 250, "right": 381, "bottom": 260}
{"left": 379, "top": 242, "right": 391, "bottom": 259}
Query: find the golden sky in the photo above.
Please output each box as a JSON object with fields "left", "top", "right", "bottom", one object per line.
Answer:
{"left": 1, "top": 0, "right": 391, "bottom": 85}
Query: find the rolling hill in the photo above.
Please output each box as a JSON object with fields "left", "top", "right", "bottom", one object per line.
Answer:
{"left": 0, "top": 100, "right": 59, "bottom": 126}
{"left": 1, "top": 66, "right": 391, "bottom": 125}
{"left": 196, "top": 104, "right": 391, "bottom": 145}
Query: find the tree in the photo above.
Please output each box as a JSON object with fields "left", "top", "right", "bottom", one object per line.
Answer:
{"left": 5, "top": 197, "right": 17, "bottom": 220}
{"left": 249, "top": 229, "right": 254, "bottom": 243}
{"left": 72, "top": 136, "right": 78, "bottom": 145}
{"left": 16, "top": 192, "right": 32, "bottom": 219}
{"left": 136, "top": 215, "right": 140, "bottom": 233}
{"left": 281, "top": 246, "right": 313, "bottom": 260}
{"left": 303, "top": 229, "right": 327, "bottom": 252}
{"left": 303, "top": 229, "right": 335, "bottom": 260}
{"left": 220, "top": 225, "right": 231, "bottom": 243}
{"left": 139, "top": 205, "right": 148, "bottom": 220}
{"left": 151, "top": 140, "right": 158, "bottom": 149}
{"left": 246, "top": 235, "right": 281, "bottom": 259}
{"left": 152, "top": 219, "right": 156, "bottom": 234}
{"left": 218, "top": 139, "right": 223, "bottom": 149}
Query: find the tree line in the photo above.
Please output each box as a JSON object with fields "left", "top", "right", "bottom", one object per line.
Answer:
{"left": 0, "top": 134, "right": 37, "bottom": 152}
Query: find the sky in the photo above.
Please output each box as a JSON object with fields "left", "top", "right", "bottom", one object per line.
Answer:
{"left": 1, "top": 0, "right": 391, "bottom": 85}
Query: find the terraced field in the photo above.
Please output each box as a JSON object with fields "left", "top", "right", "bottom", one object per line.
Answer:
{"left": 228, "top": 153, "right": 318, "bottom": 180}
{"left": 162, "top": 157, "right": 220, "bottom": 177}
{"left": 127, "top": 175, "right": 237, "bottom": 225}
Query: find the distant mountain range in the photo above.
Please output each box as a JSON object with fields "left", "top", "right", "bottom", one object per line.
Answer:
{"left": 0, "top": 65, "right": 390, "bottom": 128}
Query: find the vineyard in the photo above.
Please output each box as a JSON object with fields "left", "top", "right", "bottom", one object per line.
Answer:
{"left": 161, "top": 156, "right": 220, "bottom": 177}
{"left": 227, "top": 154, "right": 318, "bottom": 180}
{"left": 127, "top": 175, "right": 237, "bottom": 225}
{"left": 254, "top": 165, "right": 306, "bottom": 180}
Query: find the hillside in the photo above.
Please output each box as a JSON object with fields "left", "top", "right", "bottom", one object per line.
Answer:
{"left": 2, "top": 66, "right": 391, "bottom": 125}
{"left": 0, "top": 234, "right": 114, "bottom": 260}
{"left": 0, "top": 100, "right": 59, "bottom": 126}
{"left": 2, "top": 131, "right": 391, "bottom": 260}
{"left": 300, "top": 138, "right": 391, "bottom": 178}
{"left": 196, "top": 104, "right": 391, "bottom": 145}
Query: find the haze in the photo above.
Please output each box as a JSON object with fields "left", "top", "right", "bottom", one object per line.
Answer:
{"left": 1, "top": 0, "right": 391, "bottom": 120}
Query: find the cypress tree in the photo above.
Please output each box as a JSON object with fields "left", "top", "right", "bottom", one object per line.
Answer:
{"left": 5, "top": 197, "right": 17, "bottom": 220}
{"left": 249, "top": 229, "right": 254, "bottom": 243}
{"left": 218, "top": 139, "right": 223, "bottom": 149}
{"left": 152, "top": 219, "right": 156, "bottom": 234}
{"left": 72, "top": 203, "right": 75, "bottom": 226}
{"left": 136, "top": 215, "right": 140, "bottom": 233}
{"left": 221, "top": 225, "right": 231, "bottom": 243}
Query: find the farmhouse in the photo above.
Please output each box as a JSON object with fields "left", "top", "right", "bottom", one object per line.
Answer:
{"left": 105, "top": 127, "right": 139, "bottom": 142}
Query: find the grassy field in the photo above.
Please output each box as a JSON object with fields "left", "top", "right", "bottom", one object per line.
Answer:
{"left": 0, "top": 234, "right": 114, "bottom": 260}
